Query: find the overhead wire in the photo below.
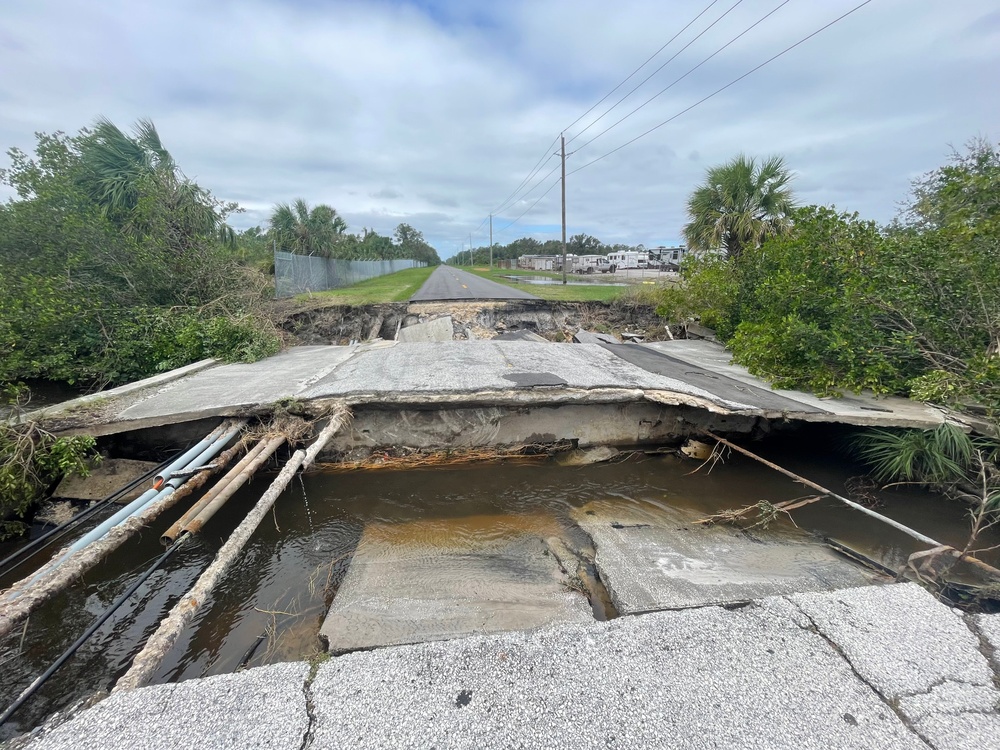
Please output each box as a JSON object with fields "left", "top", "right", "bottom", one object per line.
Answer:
{"left": 568, "top": 0, "right": 876, "bottom": 177}
{"left": 493, "top": 171, "right": 563, "bottom": 235}
{"left": 571, "top": 0, "right": 792, "bottom": 156}
{"left": 561, "top": 0, "right": 723, "bottom": 137}
{"left": 491, "top": 134, "right": 561, "bottom": 216}
{"left": 475, "top": 0, "right": 737, "bottom": 238}
{"left": 565, "top": 0, "right": 746, "bottom": 147}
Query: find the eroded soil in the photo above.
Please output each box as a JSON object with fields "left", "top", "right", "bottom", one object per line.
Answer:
{"left": 277, "top": 299, "right": 676, "bottom": 345}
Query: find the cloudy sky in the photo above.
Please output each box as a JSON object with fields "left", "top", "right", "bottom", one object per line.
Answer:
{"left": 2, "top": 0, "right": 998, "bottom": 256}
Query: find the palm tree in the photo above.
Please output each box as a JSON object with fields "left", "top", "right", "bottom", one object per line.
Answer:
{"left": 683, "top": 155, "right": 796, "bottom": 260}
{"left": 77, "top": 117, "right": 233, "bottom": 246}
{"left": 269, "top": 199, "right": 347, "bottom": 256}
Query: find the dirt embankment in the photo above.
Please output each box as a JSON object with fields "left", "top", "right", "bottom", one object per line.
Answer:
{"left": 276, "top": 300, "right": 675, "bottom": 345}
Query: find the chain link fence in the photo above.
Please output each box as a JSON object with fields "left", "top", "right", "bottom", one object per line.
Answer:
{"left": 274, "top": 251, "right": 426, "bottom": 298}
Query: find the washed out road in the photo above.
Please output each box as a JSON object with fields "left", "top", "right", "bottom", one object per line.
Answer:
{"left": 410, "top": 266, "right": 540, "bottom": 302}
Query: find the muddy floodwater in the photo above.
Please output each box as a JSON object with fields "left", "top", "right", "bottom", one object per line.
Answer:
{"left": 2, "top": 433, "right": 997, "bottom": 737}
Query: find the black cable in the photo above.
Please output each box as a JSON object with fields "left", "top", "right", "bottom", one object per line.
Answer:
{"left": 494, "top": 171, "right": 563, "bottom": 234}
{"left": 563, "top": 0, "right": 723, "bottom": 137}
{"left": 568, "top": 0, "right": 876, "bottom": 177}
{"left": 0, "top": 535, "right": 188, "bottom": 727}
{"left": 490, "top": 136, "right": 561, "bottom": 216}
{"left": 566, "top": 0, "right": 746, "bottom": 147}
{"left": 0, "top": 452, "right": 180, "bottom": 580}
{"left": 572, "top": 0, "right": 792, "bottom": 155}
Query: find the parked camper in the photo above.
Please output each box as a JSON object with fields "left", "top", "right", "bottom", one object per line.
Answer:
{"left": 606, "top": 251, "right": 649, "bottom": 270}
{"left": 573, "top": 255, "right": 612, "bottom": 274}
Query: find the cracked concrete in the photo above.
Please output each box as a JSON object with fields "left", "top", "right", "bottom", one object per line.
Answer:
{"left": 790, "top": 584, "right": 1000, "bottom": 750}
{"left": 19, "top": 584, "right": 999, "bottom": 750}
{"left": 970, "top": 612, "right": 1000, "bottom": 684}
{"left": 298, "top": 665, "right": 319, "bottom": 750}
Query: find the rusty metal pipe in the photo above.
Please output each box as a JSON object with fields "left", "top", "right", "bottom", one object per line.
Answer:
{"left": 179, "top": 435, "right": 286, "bottom": 537}
{"left": 160, "top": 438, "right": 272, "bottom": 545}
{"left": 116, "top": 406, "right": 350, "bottom": 691}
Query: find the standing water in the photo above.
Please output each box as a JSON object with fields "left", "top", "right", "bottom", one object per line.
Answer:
{"left": 1, "top": 437, "right": 997, "bottom": 738}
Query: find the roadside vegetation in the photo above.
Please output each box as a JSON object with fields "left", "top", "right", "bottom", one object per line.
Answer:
{"left": 292, "top": 266, "right": 435, "bottom": 305}
{"left": 664, "top": 140, "right": 1000, "bottom": 528}
{"left": 0, "top": 118, "right": 442, "bottom": 532}
{"left": 662, "top": 139, "right": 1000, "bottom": 413}
{"left": 0, "top": 120, "right": 281, "bottom": 389}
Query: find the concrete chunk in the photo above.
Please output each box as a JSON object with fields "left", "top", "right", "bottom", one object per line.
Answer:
{"left": 396, "top": 316, "right": 454, "bottom": 342}
{"left": 572, "top": 500, "right": 878, "bottom": 613}
{"left": 320, "top": 514, "right": 592, "bottom": 652}
{"left": 573, "top": 329, "right": 620, "bottom": 344}
{"left": 53, "top": 459, "right": 158, "bottom": 503}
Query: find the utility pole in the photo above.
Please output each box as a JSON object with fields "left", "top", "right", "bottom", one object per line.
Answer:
{"left": 489, "top": 214, "right": 493, "bottom": 270}
{"left": 561, "top": 132, "right": 567, "bottom": 285}
{"left": 469, "top": 233, "right": 473, "bottom": 266}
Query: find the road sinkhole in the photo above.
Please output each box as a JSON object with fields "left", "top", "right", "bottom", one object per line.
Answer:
{"left": 2, "top": 434, "right": 998, "bottom": 737}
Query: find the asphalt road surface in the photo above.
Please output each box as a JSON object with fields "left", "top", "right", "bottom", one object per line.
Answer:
{"left": 410, "top": 266, "right": 540, "bottom": 302}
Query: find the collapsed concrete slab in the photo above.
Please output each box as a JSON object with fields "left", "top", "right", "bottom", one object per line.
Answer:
{"left": 571, "top": 499, "right": 879, "bottom": 613}
{"left": 396, "top": 315, "right": 455, "bottom": 342}
{"left": 320, "top": 514, "right": 592, "bottom": 652}
{"left": 53, "top": 458, "right": 158, "bottom": 503}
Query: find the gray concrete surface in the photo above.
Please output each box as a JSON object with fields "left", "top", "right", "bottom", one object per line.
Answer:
{"left": 28, "top": 583, "right": 997, "bottom": 750}
{"left": 396, "top": 315, "right": 455, "bottom": 342}
{"left": 643, "top": 340, "right": 947, "bottom": 428}
{"left": 790, "top": 584, "right": 1000, "bottom": 750}
{"left": 320, "top": 515, "right": 592, "bottom": 652}
{"left": 41, "top": 339, "right": 949, "bottom": 436}
{"left": 573, "top": 500, "right": 878, "bottom": 613}
{"left": 410, "top": 266, "right": 540, "bottom": 301}
{"left": 24, "top": 662, "right": 310, "bottom": 750}
{"left": 117, "top": 345, "right": 359, "bottom": 425}
{"left": 790, "top": 584, "right": 994, "bottom": 702}
{"left": 608, "top": 342, "right": 824, "bottom": 414}
{"left": 298, "top": 341, "right": 738, "bottom": 406}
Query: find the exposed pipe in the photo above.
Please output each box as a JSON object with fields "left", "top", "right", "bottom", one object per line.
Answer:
{"left": 0, "top": 452, "right": 179, "bottom": 580}
{"left": 0, "top": 421, "right": 246, "bottom": 641}
{"left": 116, "top": 408, "right": 349, "bottom": 691}
{"left": 59, "top": 423, "right": 241, "bottom": 557}
{"left": 700, "top": 429, "right": 1000, "bottom": 580}
{"left": 160, "top": 440, "right": 281, "bottom": 545}
{"left": 179, "top": 435, "right": 287, "bottom": 537}
{"left": 0, "top": 536, "right": 189, "bottom": 727}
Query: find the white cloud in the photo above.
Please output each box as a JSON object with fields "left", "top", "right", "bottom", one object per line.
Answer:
{"left": 1, "top": 0, "right": 998, "bottom": 257}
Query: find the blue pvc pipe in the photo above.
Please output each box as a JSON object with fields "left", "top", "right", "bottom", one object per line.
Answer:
{"left": 2, "top": 422, "right": 243, "bottom": 601}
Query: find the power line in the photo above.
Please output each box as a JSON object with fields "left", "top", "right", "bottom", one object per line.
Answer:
{"left": 491, "top": 135, "right": 561, "bottom": 216}
{"left": 493, "top": 160, "right": 562, "bottom": 227}
{"left": 494, "top": 172, "right": 563, "bottom": 234}
{"left": 476, "top": 0, "right": 725, "bottom": 239}
{"left": 572, "top": 0, "right": 792, "bottom": 156}
{"left": 562, "top": 0, "right": 723, "bottom": 137}
{"left": 565, "top": 0, "right": 746, "bottom": 147}
{"left": 568, "top": 0, "right": 876, "bottom": 177}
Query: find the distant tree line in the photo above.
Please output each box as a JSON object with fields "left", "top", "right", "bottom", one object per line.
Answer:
{"left": 234, "top": 201, "right": 441, "bottom": 267}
